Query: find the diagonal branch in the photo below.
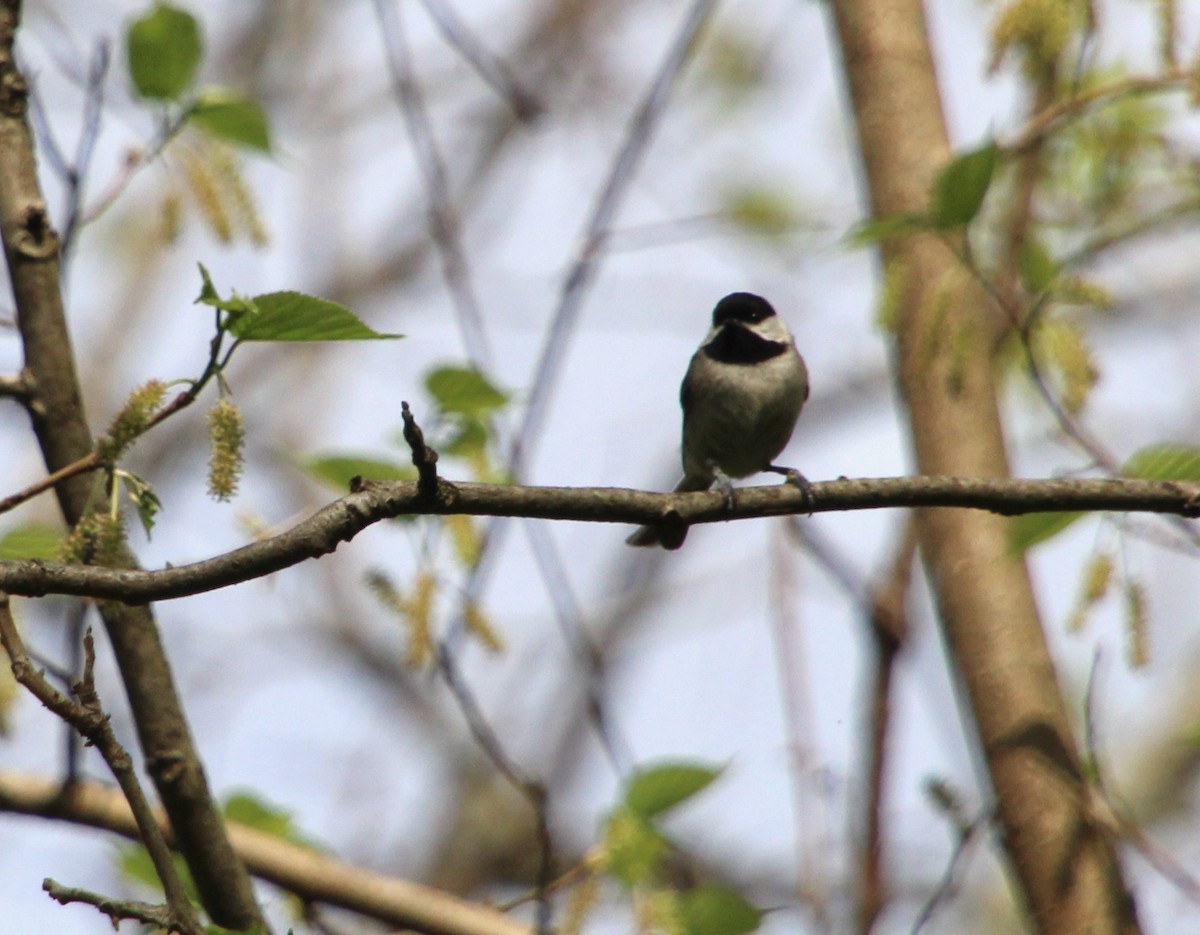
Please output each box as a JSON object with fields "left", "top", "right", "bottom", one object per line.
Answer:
{"left": 0, "top": 770, "right": 533, "bottom": 935}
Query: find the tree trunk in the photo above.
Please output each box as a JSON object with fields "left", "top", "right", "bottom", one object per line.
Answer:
{"left": 827, "top": 2, "right": 1140, "bottom": 932}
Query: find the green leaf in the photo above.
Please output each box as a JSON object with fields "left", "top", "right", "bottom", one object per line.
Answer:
{"left": 624, "top": 761, "right": 723, "bottom": 820}
{"left": 1122, "top": 443, "right": 1200, "bottom": 481}
{"left": 678, "top": 884, "right": 764, "bottom": 935}
{"left": 1008, "top": 510, "right": 1085, "bottom": 554}
{"left": 845, "top": 211, "right": 928, "bottom": 247}
{"left": 223, "top": 791, "right": 322, "bottom": 850}
{"left": 721, "top": 185, "right": 801, "bottom": 237}
{"left": 930, "top": 141, "right": 999, "bottom": 229}
{"left": 301, "top": 454, "right": 414, "bottom": 490}
{"left": 602, "top": 809, "right": 669, "bottom": 888}
{"left": 425, "top": 366, "right": 508, "bottom": 418}
{"left": 117, "top": 843, "right": 198, "bottom": 903}
{"left": 126, "top": 3, "right": 202, "bottom": 102}
{"left": 121, "top": 472, "right": 162, "bottom": 538}
{"left": 194, "top": 263, "right": 257, "bottom": 316}
{"left": 1019, "top": 236, "right": 1058, "bottom": 293}
{"left": 0, "top": 524, "right": 62, "bottom": 560}
{"left": 189, "top": 88, "right": 272, "bottom": 152}
{"left": 443, "top": 419, "right": 488, "bottom": 458}
{"left": 229, "top": 291, "right": 401, "bottom": 341}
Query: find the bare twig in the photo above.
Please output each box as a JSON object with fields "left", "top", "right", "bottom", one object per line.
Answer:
{"left": 910, "top": 806, "right": 992, "bottom": 935}
{"left": 373, "top": 0, "right": 493, "bottom": 370}
{"left": 507, "top": 0, "right": 720, "bottom": 482}
{"left": 1081, "top": 654, "right": 1200, "bottom": 905}
{"left": 1006, "top": 69, "right": 1193, "bottom": 155}
{"left": 418, "top": 0, "right": 542, "bottom": 119}
{"left": 0, "top": 372, "right": 30, "bottom": 399}
{"left": 434, "top": 643, "right": 554, "bottom": 933}
{"left": 0, "top": 450, "right": 102, "bottom": 517}
{"left": 0, "top": 596, "right": 204, "bottom": 935}
{"left": 400, "top": 401, "right": 442, "bottom": 496}
{"left": 783, "top": 517, "right": 918, "bottom": 932}
{"left": 1, "top": 474, "right": 1197, "bottom": 605}
{"left": 44, "top": 879, "right": 185, "bottom": 933}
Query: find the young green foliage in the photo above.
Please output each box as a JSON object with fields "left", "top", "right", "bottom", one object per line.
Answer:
{"left": 929, "top": 141, "right": 1000, "bottom": 229}
{"left": 126, "top": 3, "right": 202, "bottom": 102}
{"left": 600, "top": 761, "right": 762, "bottom": 933}
{"left": 195, "top": 265, "right": 400, "bottom": 342}
{"left": 0, "top": 524, "right": 62, "bottom": 560}
{"left": 189, "top": 88, "right": 272, "bottom": 153}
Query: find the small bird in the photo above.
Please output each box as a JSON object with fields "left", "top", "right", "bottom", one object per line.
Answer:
{"left": 627, "top": 292, "right": 810, "bottom": 549}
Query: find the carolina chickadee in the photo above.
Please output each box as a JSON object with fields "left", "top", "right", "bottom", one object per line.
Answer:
{"left": 627, "top": 292, "right": 810, "bottom": 549}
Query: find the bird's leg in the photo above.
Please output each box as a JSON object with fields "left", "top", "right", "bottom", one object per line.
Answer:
{"left": 709, "top": 462, "right": 738, "bottom": 512}
{"left": 766, "top": 464, "right": 814, "bottom": 514}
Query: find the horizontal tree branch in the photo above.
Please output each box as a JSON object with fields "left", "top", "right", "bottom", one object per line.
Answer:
{"left": 0, "top": 475, "right": 1197, "bottom": 604}
{"left": 0, "top": 771, "right": 533, "bottom": 935}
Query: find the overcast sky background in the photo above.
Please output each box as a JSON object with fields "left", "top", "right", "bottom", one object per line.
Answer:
{"left": 3, "top": 1, "right": 1200, "bottom": 933}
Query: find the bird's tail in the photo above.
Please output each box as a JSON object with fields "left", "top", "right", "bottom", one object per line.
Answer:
{"left": 625, "top": 474, "right": 712, "bottom": 549}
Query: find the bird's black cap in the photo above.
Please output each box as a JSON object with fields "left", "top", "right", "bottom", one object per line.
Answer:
{"left": 712, "top": 292, "right": 776, "bottom": 327}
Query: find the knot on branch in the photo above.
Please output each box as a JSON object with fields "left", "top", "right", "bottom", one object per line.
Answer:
{"left": 13, "top": 201, "right": 60, "bottom": 259}
{"left": 401, "top": 401, "right": 440, "bottom": 497}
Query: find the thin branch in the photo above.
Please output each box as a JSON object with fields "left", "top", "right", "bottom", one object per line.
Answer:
{"left": 1006, "top": 69, "right": 1194, "bottom": 155}
{"left": 417, "top": 0, "right": 542, "bottom": 119}
{"left": 78, "top": 110, "right": 190, "bottom": 229}
{"left": 1, "top": 474, "right": 1198, "bottom": 604}
{"left": 373, "top": 0, "right": 493, "bottom": 370}
{"left": 436, "top": 642, "right": 555, "bottom": 933}
{"left": 43, "top": 879, "right": 185, "bottom": 933}
{"left": 0, "top": 770, "right": 534, "bottom": 935}
{"left": 783, "top": 517, "right": 918, "bottom": 933}
{"left": 910, "top": 808, "right": 992, "bottom": 935}
{"left": 0, "top": 597, "right": 204, "bottom": 935}
{"left": 506, "top": 0, "right": 719, "bottom": 482}
{"left": 50, "top": 38, "right": 110, "bottom": 266}
{"left": 0, "top": 450, "right": 102, "bottom": 517}
{"left": 1082, "top": 653, "right": 1200, "bottom": 906}
{"left": 0, "top": 372, "right": 31, "bottom": 400}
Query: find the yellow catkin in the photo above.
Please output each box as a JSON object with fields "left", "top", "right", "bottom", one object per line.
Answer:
{"left": 180, "top": 147, "right": 232, "bottom": 243}
{"left": 403, "top": 570, "right": 437, "bottom": 668}
{"left": 58, "top": 512, "right": 125, "bottom": 566}
{"left": 98, "top": 380, "right": 168, "bottom": 462}
{"left": 444, "top": 513, "right": 482, "bottom": 567}
{"left": 209, "top": 142, "right": 270, "bottom": 247}
{"left": 159, "top": 188, "right": 183, "bottom": 244}
{"left": 1068, "top": 552, "right": 1113, "bottom": 632}
{"left": 206, "top": 399, "right": 246, "bottom": 501}
{"left": 1124, "top": 581, "right": 1150, "bottom": 669}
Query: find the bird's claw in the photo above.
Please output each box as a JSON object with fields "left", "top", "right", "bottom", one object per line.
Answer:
{"left": 767, "top": 464, "right": 814, "bottom": 514}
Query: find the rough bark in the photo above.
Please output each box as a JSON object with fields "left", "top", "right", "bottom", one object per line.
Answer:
{"left": 827, "top": 2, "right": 1140, "bottom": 932}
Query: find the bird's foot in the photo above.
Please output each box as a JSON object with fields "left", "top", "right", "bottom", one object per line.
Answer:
{"left": 711, "top": 464, "right": 738, "bottom": 512}
{"left": 766, "top": 464, "right": 814, "bottom": 514}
